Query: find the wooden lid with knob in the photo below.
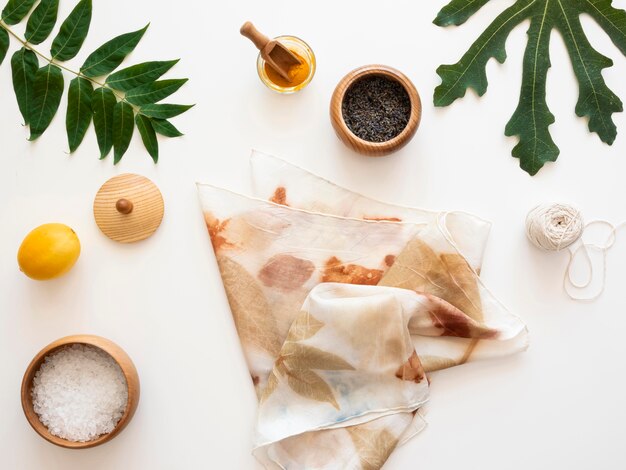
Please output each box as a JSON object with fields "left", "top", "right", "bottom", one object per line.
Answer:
{"left": 93, "top": 174, "right": 164, "bottom": 243}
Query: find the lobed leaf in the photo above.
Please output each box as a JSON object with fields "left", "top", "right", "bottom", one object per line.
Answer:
{"left": 0, "top": 27, "right": 7, "bottom": 65}
{"left": 505, "top": 1, "right": 559, "bottom": 175}
{"left": 434, "top": 0, "right": 536, "bottom": 107}
{"left": 112, "top": 101, "right": 134, "bottom": 164}
{"left": 29, "top": 64, "right": 64, "bottom": 140}
{"left": 135, "top": 113, "right": 158, "bottom": 162}
{"left": 583, "top": 0, "right": 626, "bottom": 57}
{"left": 106, "top": 59, "right": 178, "bottom": 91}
{"left": 66, "top": 76, "right": 92, "bottom": 153}
{"left": 91, "top": 87, "right": 116, "bottom": 158}
{"left": 139, "top": 103, "right": 193, "bottom": 119}
{"left": 10, "top": 47, "right": 38, "bottom": 124}
{"left": 1, "top": 0, "right": 36, "bottom": 25}
{"left": 556, "top": 0, "right": 622, "bottom": 144}
{"left": 25, "top": 0, "right": 59, "bottom": 45}
{"left": 150, "top": 118, "right": 183, "bottom": 137}
{"left": 80, "top": 24, "right": 148, "bottom": 78}
{"left": 124, "top": 78, "right": 188, "bottom": 105}
{"left": 435, "top": 0, "right": 626, "bottom": 175}
{"left": 50, "top": 0, "right": 92, "bottom": 61}
{"left": 434, "top": 0, "right": 492, "bottom": 27}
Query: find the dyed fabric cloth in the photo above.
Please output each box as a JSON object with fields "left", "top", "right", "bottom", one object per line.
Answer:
{"left": 197, "top": 153, "right": 528, "bottom": 470}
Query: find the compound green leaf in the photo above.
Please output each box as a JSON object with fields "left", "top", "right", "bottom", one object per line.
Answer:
{"left": 91, "top": 87, "right": 116, "bottom": 158}
{"left": 112, "top": 101, "right": 134, "bottom": 164}
{"left": 124, "top": 78, "right": 187, "bottom": 105}
{"left": 29, "top": 64, "right": 64, "bottom": 140}
{"left": 10, "top": 47, "right": 38, "bottom": 124}
{"left": 1, "top": 0, "right": 36, "bottom": 25}
{"left": 66, "top": 76, "right": 92, "bottom": 153}
{"left": 150, "top": 118, "right": 183, "bottom": 137}
{"left": 139, "top": 103, "right": 193, "bottom": 119}
{"left": 25, "top": 0, "right": 59, "bottom": 45}
{"left": 50, "top": 0, "right": 92, "bottom": 61}
{"left": 135, "top": 113, "right": 158, "bottom": 162}
{"left": 80, "top": 24, "right": 148, "bottom": 78}
{"left": 0, "top": 27, "right": 8, "bottom": 65}
{"left": 106, "top": 59, "right": 178, "bottom": 91}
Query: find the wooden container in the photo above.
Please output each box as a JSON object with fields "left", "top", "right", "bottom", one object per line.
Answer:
{"left": 330, "top": 65, "right": 422, "bottom": 156}
{"left": 21, "top": 335, "right": 140, "bottom": 449}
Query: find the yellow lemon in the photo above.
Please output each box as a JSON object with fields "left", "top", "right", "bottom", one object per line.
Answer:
{"left": 18, "top": 223, "right": 81, "bottom": 280}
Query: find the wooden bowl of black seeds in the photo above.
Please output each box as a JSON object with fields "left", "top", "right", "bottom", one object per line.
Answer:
{"left": 330, "top": 65, "right": 421, "bottom": 156}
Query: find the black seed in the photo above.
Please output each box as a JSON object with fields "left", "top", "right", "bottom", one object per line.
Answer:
{"left": 342, "top": 75, "right": 411, "bottom": 143}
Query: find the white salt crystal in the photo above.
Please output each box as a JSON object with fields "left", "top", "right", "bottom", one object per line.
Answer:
{"left": 31, "top": 344, "right": 129, "bottom": 442}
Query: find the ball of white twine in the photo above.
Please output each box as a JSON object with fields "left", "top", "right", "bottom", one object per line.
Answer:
{"left": 525, "top": 203, "right": 584, "bottom": 251}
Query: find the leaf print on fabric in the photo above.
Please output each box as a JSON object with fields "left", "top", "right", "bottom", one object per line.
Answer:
{"left": 258, "top": 254, "right": 315, "bottom": 291}
{"left": 346, "top": 426, "right": 400, "bottom": 470}
{"left": 265, "top": 312, "right": 354, "bottom": 408}
{"left": 395, "top": 351, "right": 425, "bottom": 383}
{"left": 322, "top": 256, "right": 384, "bottom": 286}
{"left": 270, "top": 186, "right": 288, "bottom": 205}
{"left": 281, "top": 343, "right": 355, "bottom": 371}
{"left": 204, "top": 213, "right": 235, "bottom": 251}
{"left": 285, "top": 310, "right": 324, "bottom": 342}
{"left": 379, "top": 238, "right": 483, "bottom": 321}
{"left": 426, "top": 294, "right": 497, "bottom": 339}
{"left": 286, "top": 369, "right": 341, "bottom": 410}
{"left": 216, "top": 255, "right": 283, "bottom": 357}
{"left": 260, "top": 370, "right": 279, "bottom": 404}
{"left": 419, "top": 355, "right": 459, "bottom": 373}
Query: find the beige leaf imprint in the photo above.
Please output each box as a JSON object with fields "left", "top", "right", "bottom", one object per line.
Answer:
{"left": 419, "top": 355, "right": 459, "bottom": 373}
{"left": 379, "top": 238, "right": 483, "bottom": 321}
{"left": 282, "top": 343, "right": 355, "bottom": 371}
{"left": 286, "top": 310, "right": 324, "bottom": 342}
{"left": 260, "top": 370, "right": 279, "bottom": 404}
{"left": 264, "top": 313, "right": 354, "bottom": 408}
{"left": 346, "top": 426, "right": 399, "bottom": 470}
{"left": 217, "top": 255, "right": 283, "bottom": 357}
{"left": 379, "top": 238, "right": 487, "bottom": 364}
{"left": 286, "top": 369, "right": 341, "bottom": 410}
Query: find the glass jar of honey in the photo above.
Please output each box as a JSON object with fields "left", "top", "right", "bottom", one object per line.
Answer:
{"left": 256, "top": 36, "right": 316, "bottom": 93}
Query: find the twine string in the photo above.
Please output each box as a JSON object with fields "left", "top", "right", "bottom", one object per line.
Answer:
{"left": 526, "top": 203, "right": 624, "bottom": 301}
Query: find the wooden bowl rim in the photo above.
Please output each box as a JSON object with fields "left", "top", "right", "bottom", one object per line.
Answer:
{"left": 330, "top": 64, "right": 422, "bottom": 155}
{"left": 21, "top": 334, "right": 140, "bottom": 449}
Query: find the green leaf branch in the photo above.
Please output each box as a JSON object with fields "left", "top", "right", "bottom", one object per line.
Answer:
{"left": 433, "top": 0, "right": 626, "bottom": 175}
{"left": 0, "top": 0, "right": 193, "bottom": 163}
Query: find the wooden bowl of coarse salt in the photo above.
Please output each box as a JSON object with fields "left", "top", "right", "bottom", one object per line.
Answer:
{"left": 21, "top": 335, "right": 140, "bottom": 449}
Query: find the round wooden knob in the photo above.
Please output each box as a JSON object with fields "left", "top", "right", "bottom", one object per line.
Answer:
{"left": 115, "top": 198, "right": 134, "bottom": 214}
{"left": 93, "top": 174, "right": 164, "bottom": 243}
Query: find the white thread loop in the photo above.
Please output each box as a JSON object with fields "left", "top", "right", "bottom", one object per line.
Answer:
{"left": 525, "top": 203, "right": 584, "bottom": 251}
{"left": 526, "top": 203, "right": 623, "bottom": 301}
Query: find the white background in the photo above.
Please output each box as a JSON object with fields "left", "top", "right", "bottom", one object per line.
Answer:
{"left": 2, "top": 0, "right": 626, "bottom": 469}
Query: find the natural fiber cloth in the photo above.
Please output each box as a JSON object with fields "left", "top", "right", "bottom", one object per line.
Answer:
{"left": 197, "top": 152, "right": 528, "bottom": 470}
